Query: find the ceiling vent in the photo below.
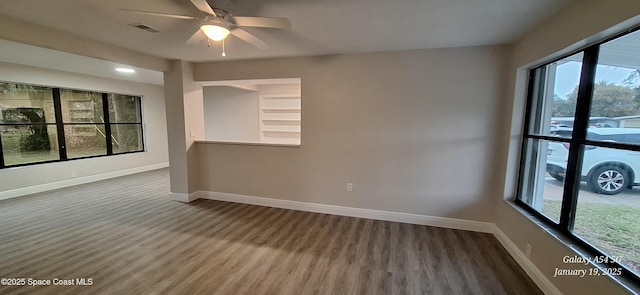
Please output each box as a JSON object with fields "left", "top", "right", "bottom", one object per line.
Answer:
{"left": 129, "top": 23, "right": 160, "bottom": 33}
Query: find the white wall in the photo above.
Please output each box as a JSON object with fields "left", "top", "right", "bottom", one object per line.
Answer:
{"left": 163, "top": 60, "right": 204, "bottom": 195}
{"left": 193, "top": 46, "right": 506, "bottom": 222}
{"left": 0, "top": 61, "right": 169, "bottom": 193}
{"left": 495, "top": 0, "right": 640, "bottom": 294}
{"left": 203, "top": 86, "right": 260, "bottom": 142}
{"left": 257, "top": 84, "right": 301, "bottom": 96}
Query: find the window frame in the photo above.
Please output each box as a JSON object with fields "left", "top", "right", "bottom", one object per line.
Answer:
{"left": 516, "top": 28, "right": 640, "bottom": 284}
{"left": 107, "top": 93, "right": 145, "bottom": 155}
{"left": 0, "top": 82, "right": 144, "bottom": 169}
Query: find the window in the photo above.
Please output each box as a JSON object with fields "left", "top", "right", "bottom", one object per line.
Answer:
{"left": 61, "top": 89, "right": 107, "bottom": 159}
{"left": 0, "top": 82, "right": 144, "bottom": 168}
{"left": 108, "top": 94, "right": 144, "bottom": 154}
{"left": 0, "top": 84, "right": 59, "bottom": 166}
{"left": 517, "top": 29, "right": 640, "bottom": 282}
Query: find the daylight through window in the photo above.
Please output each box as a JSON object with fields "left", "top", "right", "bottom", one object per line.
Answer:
{"left": 0, "top": 82, "right": 144, "bottom": 168}
{"left": 517, "top": 28, "right": 640, "bottom": 282}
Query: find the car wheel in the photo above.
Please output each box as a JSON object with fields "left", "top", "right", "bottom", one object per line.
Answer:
{"left": 550, "top": 173, "right": 564, "bottom": 182}
{"left": 588, "top": 165, "right": 628, "bottom": 195}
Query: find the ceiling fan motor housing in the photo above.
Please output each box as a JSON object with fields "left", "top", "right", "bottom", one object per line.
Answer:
{"left": 207, "top": 0, "right": 234, "bottom": 18}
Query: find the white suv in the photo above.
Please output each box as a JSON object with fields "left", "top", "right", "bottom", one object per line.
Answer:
{"left": 546, "top": 128, "right": 640, "bottom": 195}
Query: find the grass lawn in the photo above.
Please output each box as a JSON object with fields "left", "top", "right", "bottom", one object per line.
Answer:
{"left": 543, "top": 200, "right": 640, "bottom": 273}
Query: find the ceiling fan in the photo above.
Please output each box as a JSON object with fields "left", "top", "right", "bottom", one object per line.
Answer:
{"left": 122, "top": 0, "right": 291, "bottom": 50}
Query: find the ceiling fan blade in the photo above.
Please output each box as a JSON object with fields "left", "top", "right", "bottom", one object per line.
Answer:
{"left": 190, "top": 0, "right": 217, "bottom": 16}
{"left": 230, "top": 28, "right": 270, "bottom": 50}
{"left": 232, "top": 16, "right": 291, "bottom": 29}
{"left": 186, "top": 30, "right": 207, "bottom": 44}
{"left": 120, "top": 9, "right": 196, "bottom": 20}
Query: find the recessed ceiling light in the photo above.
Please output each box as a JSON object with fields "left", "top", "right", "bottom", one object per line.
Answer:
{"left": 115, "top": 67, "right": 135, "bottom": 73}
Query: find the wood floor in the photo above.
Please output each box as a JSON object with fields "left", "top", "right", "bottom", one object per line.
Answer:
{"left": 0, "top": 168, "right": 542, "bottom": 295}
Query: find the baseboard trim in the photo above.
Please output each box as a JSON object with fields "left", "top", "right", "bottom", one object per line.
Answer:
{"left": 167, "top": 192, "right": 198, "bottom": 203}
{"left": 491, "top": 225, "right": 562, "bottom": 295}
{"left": 197, "top": 191, "right": 494, "bottom": 233}
{"left": 0, "top": 162, "right": 169, "bottom": 201}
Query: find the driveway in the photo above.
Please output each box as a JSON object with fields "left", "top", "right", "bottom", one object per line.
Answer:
{"left": 543, "top": 177, "right": 640, "bottom": 207}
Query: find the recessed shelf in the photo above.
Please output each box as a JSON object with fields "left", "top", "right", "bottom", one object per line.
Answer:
{"left": 262, "top": 108, "right": 301, "bottom": 113}
{"left": 260, "top": 94, "right": 301, "bottom": 144}
{"left": 262, "top": 119, "right": 301, "bottom": 125}
{"left": 261, "top": 119, "right": 299, "bottom": 122}
{"left": 262, "top": 95, "right": 301, "bottom": 99}
{"left": 262, "top": 130, "right": 301, "bottom": 133}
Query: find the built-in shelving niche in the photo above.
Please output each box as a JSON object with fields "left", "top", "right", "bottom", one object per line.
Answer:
{"left": 259, "top": 95, "right": 301, "bottom": 145}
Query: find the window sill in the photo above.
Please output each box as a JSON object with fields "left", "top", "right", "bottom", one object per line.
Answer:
{"left": 194, "top": 140, "right": 301, "bottom": 148}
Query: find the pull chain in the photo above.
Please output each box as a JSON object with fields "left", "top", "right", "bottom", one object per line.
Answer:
{"left": 222, "top": 39, "right": 226, "bottom": 57}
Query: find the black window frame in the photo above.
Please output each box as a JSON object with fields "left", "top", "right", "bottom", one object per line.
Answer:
{"left": 516, "top": 27, "right": 640, "bottom": 285}
{"left": 107, "top": 93, "right": 146, "bottom": 155}
{"left": 0, "top": 82, "right": 144, "bottom": 169}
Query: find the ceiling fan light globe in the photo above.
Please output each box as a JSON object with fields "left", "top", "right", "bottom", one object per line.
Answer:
{"left": 201, "top": 24, "right": 230, "bottom": 41}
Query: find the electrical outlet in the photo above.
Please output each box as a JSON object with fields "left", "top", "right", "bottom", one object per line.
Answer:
{"left": 526, "top": 243, "right": 532, "bottom": 259}
{"left": 70, "top": 171, "right": 77, "bottom": 178}
{"left": 346, "top": 183, "right": 353, "bottom": 192}
{"left": 190, "top": 129, "right": 195, "bottom": 137}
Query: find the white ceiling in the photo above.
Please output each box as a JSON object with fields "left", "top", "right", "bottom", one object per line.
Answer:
{"left": 0, "top": 39, "right": 164, "bottom": 85}
{"left": 0, "top": 0, "right": 574, "bottom": 63}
